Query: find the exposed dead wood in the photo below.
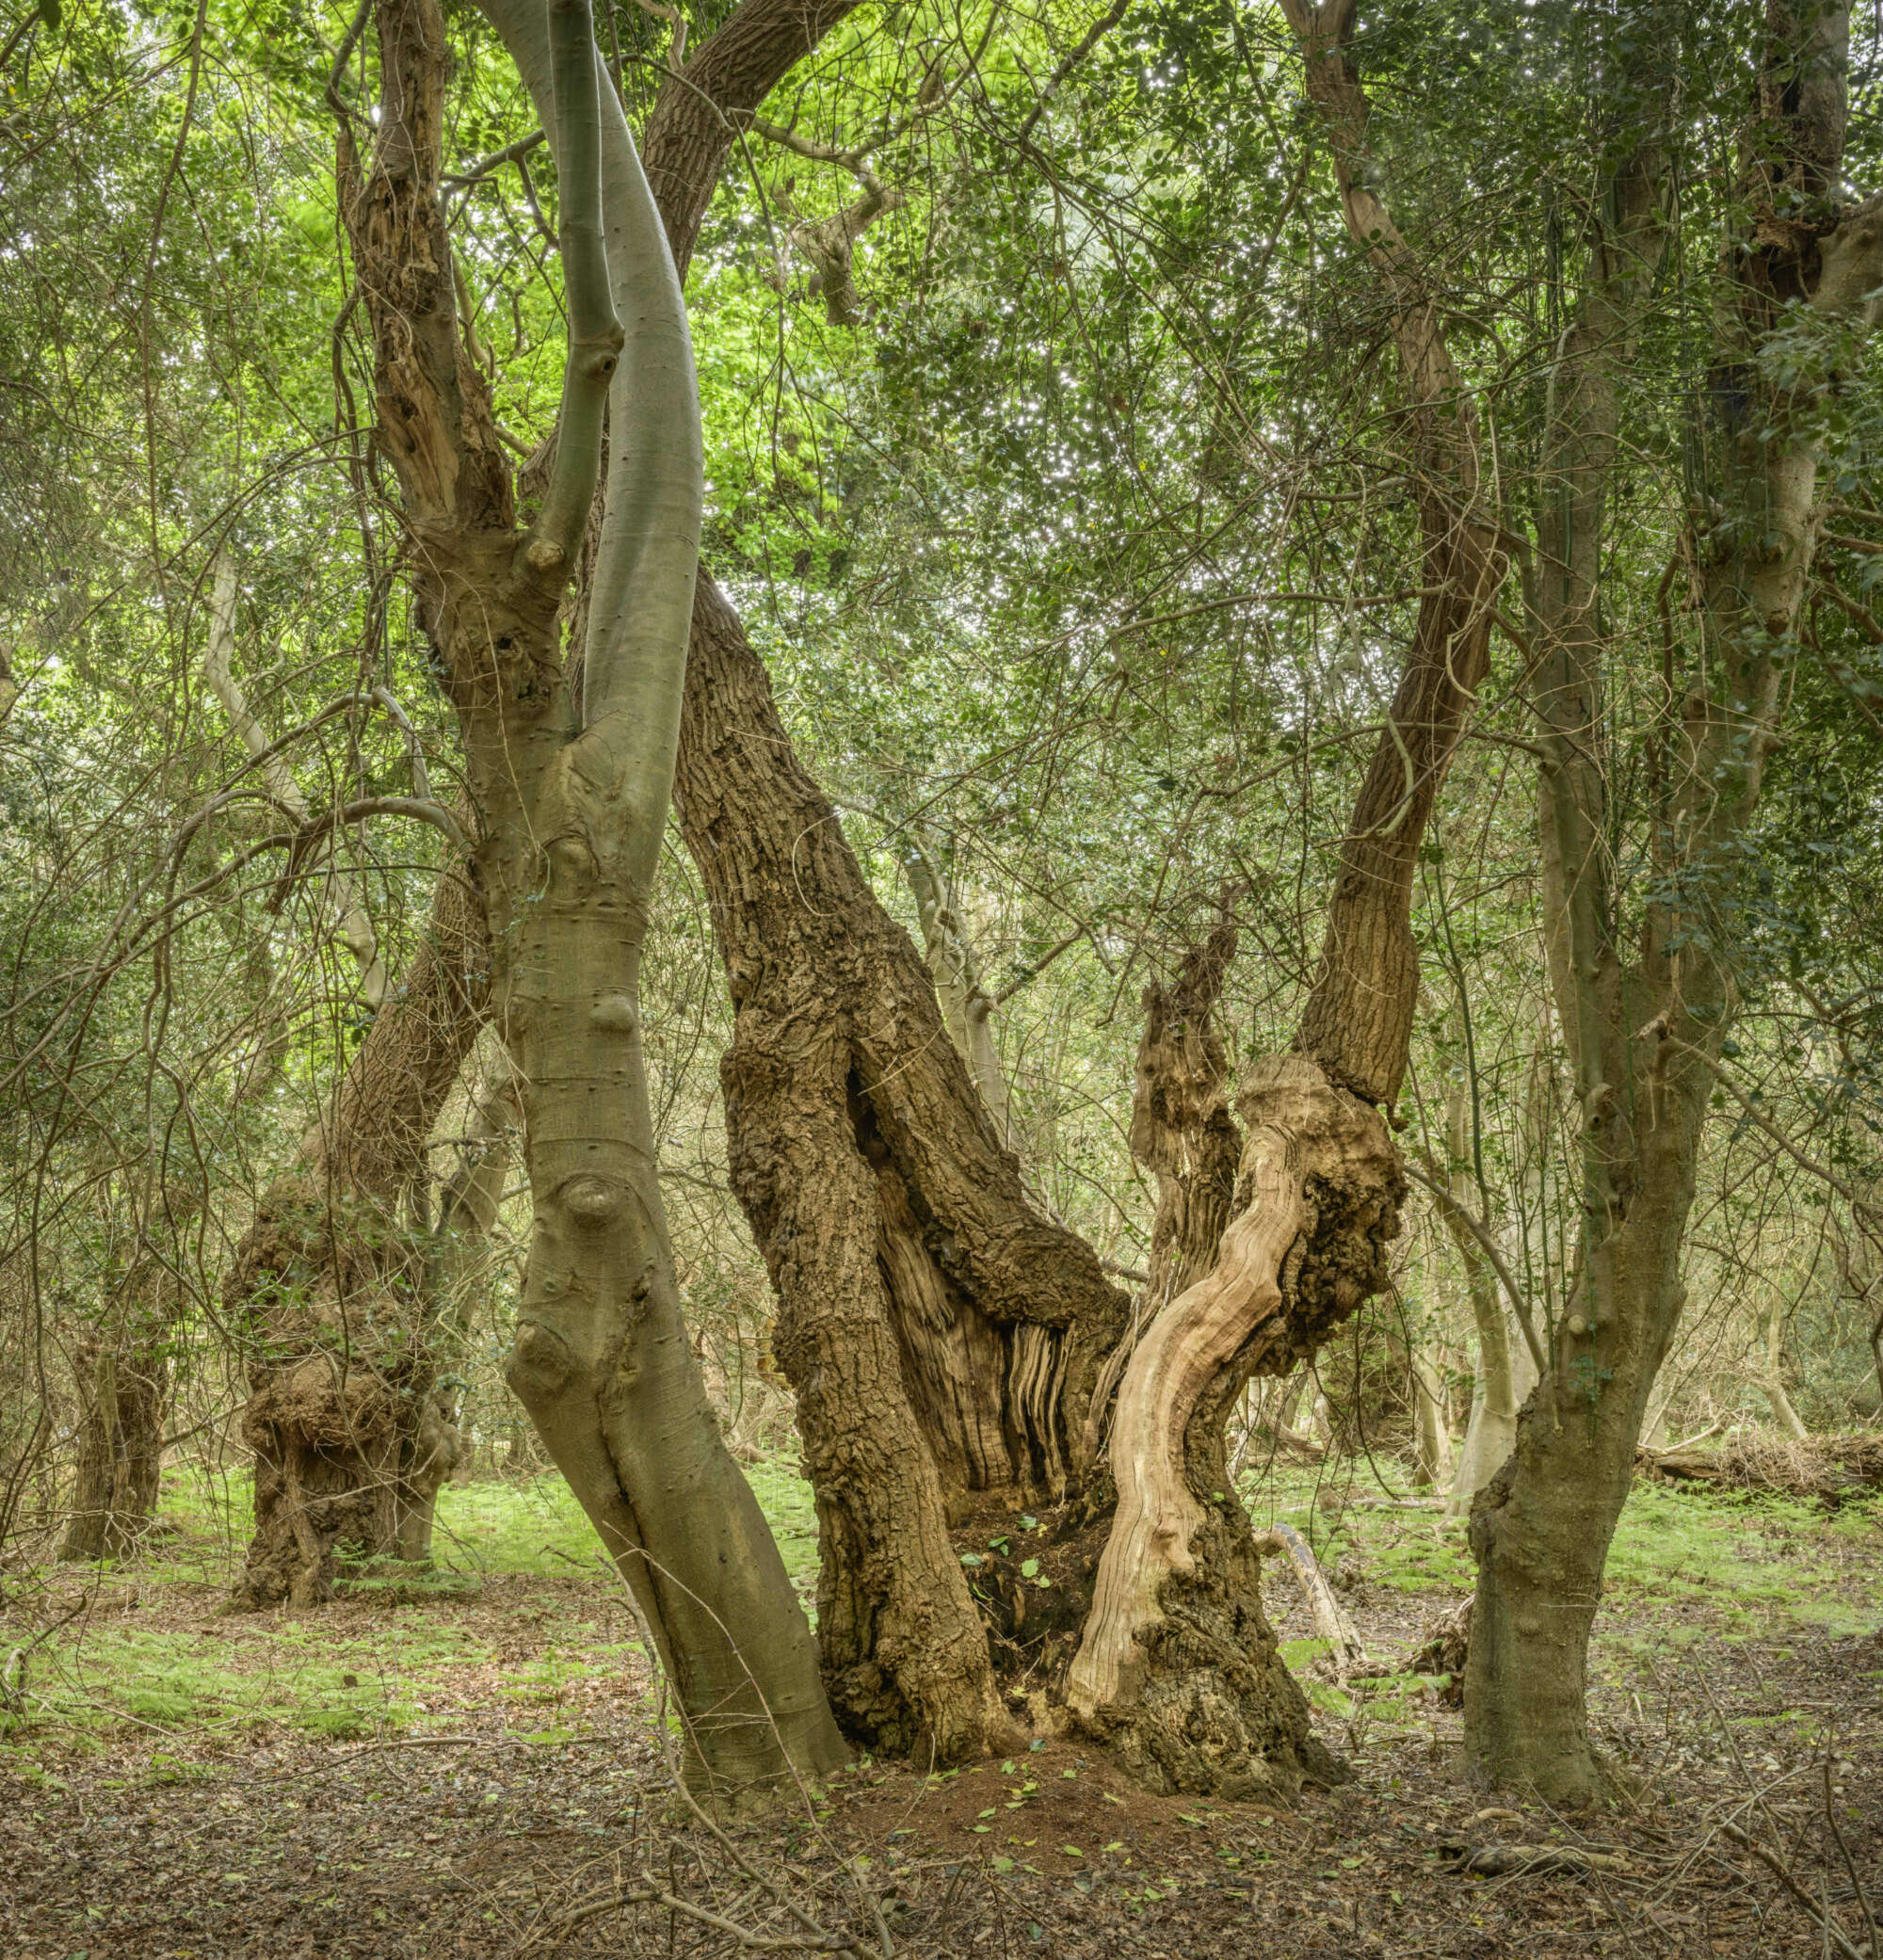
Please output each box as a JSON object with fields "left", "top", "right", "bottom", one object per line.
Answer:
{"left": 1252, "top": 1519, "right": 1368, "bottom": 1680}
{"left": 1636, "top": 1434, "right": 1883, "bottom": 1507}
{"left": 1440, "top": 1840, "right": 1628, "bottom": 1878}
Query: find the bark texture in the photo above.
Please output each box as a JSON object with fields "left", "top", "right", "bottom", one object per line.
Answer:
{"left": 1465, "top": 0, "right": 1883, "bottom": 1804}
{"left": 1060, "top": 0, "right": 1495, "bottom": 1788}
{"left": 627, "top": 0, "right": 1486, "bottom": 1794}
{"left": 228, "top": 864, "right": 488, "bottom": 1609}
{"left": 677, "top": 576, "right": 1124, "bottom": 1761}
{"left": 635, "top": 0, "right": 1152, "bottom": 1770}
{"left": 345, "top": 0, "right": 847, "bottom": 1800}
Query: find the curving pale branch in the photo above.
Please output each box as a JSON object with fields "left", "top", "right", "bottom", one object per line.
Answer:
{"left": 523, "top": 0, "right": 628, "bottom": 573}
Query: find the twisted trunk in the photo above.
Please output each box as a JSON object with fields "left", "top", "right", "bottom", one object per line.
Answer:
{"left": 677, "top": 577, "right": 1119, "bottom": 1760}
{"left": 356, "top": 0, "right": 849, "bottom": 1799}
{"left": 1063, "top": 0, "right": 1499, "bottom": 1787}
{"left": 622, "top": 0, "right": 1492, "bottom": 1795}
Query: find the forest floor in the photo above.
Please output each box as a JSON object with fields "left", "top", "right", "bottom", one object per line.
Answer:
{"left": 1, "top": 1455, "right": 1879, "bottom": 1960}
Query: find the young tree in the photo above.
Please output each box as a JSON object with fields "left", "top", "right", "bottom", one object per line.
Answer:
{"left": 1463, "top": 0, "right": 1883, "bottom": 1802}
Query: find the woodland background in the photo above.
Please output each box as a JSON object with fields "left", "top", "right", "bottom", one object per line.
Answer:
{"left": 1, "top": 0, "right": 1881, "bottom": 1951}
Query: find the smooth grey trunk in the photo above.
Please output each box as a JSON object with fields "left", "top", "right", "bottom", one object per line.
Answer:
{"left": 463, "top": 0, "right": 846, "bottom": 1800}
{"left": 904, "top": 844, "right": 1013, "bottom": 1146}
{"left": 1438, "top": 1084, "right": 1526, "bottom": 1513}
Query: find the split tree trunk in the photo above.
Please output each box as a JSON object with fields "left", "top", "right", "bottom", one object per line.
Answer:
{"left": 618, "top": 0, "right": 1495, "bottom": 1796}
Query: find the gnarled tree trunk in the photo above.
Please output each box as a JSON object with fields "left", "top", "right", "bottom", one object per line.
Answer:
{"left": 1060, "top": 0, "right": 1501, "bottom": 1791}
{"left": 228, "top": 864, "right": 488, "bottom": 1609}
{"left": 629, "top": 0, "right": 1495, "bottom": 1796}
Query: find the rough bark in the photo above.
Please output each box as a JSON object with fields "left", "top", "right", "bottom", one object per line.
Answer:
{"left": 1465, "top": 0, "right": 1883, "bottom": 1804}
{"left": 636, "top": 0, "right": 1136, "bottom": 1768}
{"left": 678, "top": 576, "right": 1119, "bottom": 1762}
{"left": 1066, "top": 1054, "right": 1400, "bottom": 1790}
{"left": 1127, "top": 913, "right": 1245, "bottom": 1318}
{"left": 58, "top": 1337, "right": 168, "bottom": 1562}
{"left": 228, "top": 863, "right": 488, "bottom": 1610}
{"left": 348, "top": 0, "right": 850, "bottom": 1801}
{"left": 625, "top": 0, "right": 1465, "bottom": 1795}
{"left": 1061, "top": 0, "right": 1496, "bottom": 1787}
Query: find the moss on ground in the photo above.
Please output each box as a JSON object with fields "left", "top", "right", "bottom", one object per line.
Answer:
{"left": 3, "top": 1454, "right": 1875, "bottom": 1766}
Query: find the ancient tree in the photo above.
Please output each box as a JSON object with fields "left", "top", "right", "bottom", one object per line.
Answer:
{"left": 614, "top": 0, "right": 1502, "bottom": 1794}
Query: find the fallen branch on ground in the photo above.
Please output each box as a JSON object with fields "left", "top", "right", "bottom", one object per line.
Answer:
{"left": 1440, "top": 1841, "right": 1630, "bottom": 1878}
{"left": 1252, "top": 1519, "right": 1368, "bottom": 1679}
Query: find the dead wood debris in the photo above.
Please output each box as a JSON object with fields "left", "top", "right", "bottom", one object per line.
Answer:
{"left": 1637, "top": 1433, "right": 1883, "bottom": 1506}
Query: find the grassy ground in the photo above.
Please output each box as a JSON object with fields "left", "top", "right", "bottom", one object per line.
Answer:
{"left": 1, "top": 1454, "right": 1878, "bottom": 1956}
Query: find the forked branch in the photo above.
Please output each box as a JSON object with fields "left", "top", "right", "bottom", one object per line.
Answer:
{"left": 524, "top": 0, "right": 626, "bottom": 571}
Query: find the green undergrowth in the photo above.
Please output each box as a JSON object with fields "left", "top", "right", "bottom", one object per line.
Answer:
{"left": 1240, "top": 1458, "right": 1883, "bottom": 1638}
{"left": 4, "top": 1453, "right": 1875, "bottom": 1772}
{"left": 0, "top": 1463, "right": 682, "bottom": 1759}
